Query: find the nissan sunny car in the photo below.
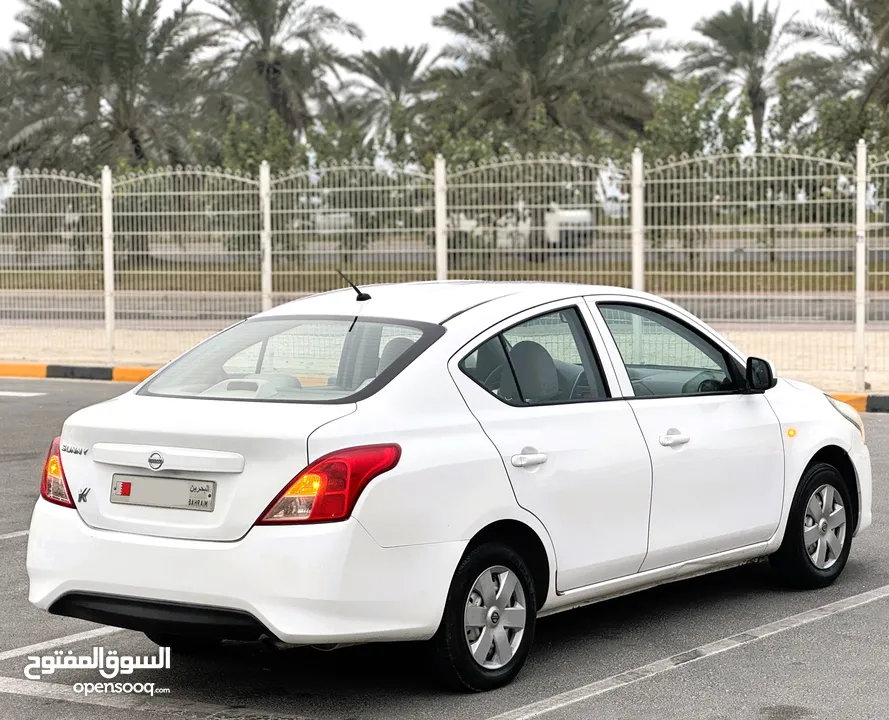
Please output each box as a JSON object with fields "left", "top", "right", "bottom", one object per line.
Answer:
{"left": 27, "top": 281, "right": 872, "bottom": 691}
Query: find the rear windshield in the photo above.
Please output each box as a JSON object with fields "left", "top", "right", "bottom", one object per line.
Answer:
{"left": 139, "top": 315, "right": 444, "bottom": 403}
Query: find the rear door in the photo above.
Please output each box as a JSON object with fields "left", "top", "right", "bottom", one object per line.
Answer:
{"left": 449, "top": 299, "right": 653, "bottom": 592}
{"left": 586, "top": 298, "right": 785, "bottom": 571}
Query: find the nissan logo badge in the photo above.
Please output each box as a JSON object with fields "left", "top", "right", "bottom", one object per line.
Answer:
{"left": 148, "top": 452, "right": 164, "bottom": 471}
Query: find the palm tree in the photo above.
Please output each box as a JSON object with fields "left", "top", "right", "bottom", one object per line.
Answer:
{"left": 681, "top": 0, "right": 792, "bottom": 151}
{"left": 342, "top": 45, "right": 433, "bottom": 151}
{"left": 202, "top": 0, "right": 363, "bottom": 136}
{"left": 430, "top": 0, "right": 667, "bottom": 144}
{"left": 0, "top": 0, "right": 213, "bottom": 169}
{"left": 784, "top": 0, "right": 889, "bottom": 108}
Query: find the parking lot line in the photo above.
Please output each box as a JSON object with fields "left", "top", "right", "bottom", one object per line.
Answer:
{"left": 0, "top": 530, "right": 28, "bottom": 541}
{"left": 0, "top": 391, "right": 45, "bottom": 397}
{"left": 0, "top": 676, "right": 311, "bottom": 719}
{"left": 485, "top": 582, "right": 889, "bottom": 720}
{"left": 0, "top": 627, "right": 120, "bottom": 663}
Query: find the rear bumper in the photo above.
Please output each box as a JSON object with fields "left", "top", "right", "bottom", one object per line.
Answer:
{"left": 27, "top": 499, "right": 466, "bottom": 645}
{"left": 49, "top": 593, "right": 271, "bottom": 641}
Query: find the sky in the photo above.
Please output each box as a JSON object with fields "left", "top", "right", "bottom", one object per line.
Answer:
{"left": 0, "top": 0, "right": 818, "bottom": 55}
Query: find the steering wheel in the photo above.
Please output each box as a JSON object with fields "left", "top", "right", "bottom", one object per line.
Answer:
{"left": 483, "top": 365, "right": 505, "bottom": 392}
{"left": 568, "top": 372, "right": 585, "bottom": 401}
{"left": 682, "top": 370, "right": 721, "bottom": 394}
{"left": 631, "top": 378, "right": 655, "bottom": 396}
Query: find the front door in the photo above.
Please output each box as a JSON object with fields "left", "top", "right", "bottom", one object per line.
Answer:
{"left": 589, "top": 300, "right": 786, "bottom": 571}
{"left": 449, "top": 301, "right": 653, "bottom": 592}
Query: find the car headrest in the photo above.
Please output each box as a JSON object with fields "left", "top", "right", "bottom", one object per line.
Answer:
{"left": 378, "top": 337, "right": 415, "bottom": 374}
{"left": 500, "top": 341, "right": 559, "bottom": 403}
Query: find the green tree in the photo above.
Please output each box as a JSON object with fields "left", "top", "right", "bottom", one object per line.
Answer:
{"left": 430, "top": 0, "right": 667, "bottom": 142}
{"left": 304, "top": 119, "right": 377, "bottom": 166}
{"left": 765, "top": 75, "right": 814, "bottom": 149}
{"left": 635, "top": 79, "right": 750, "bottom": 158}
{"left": 203, "top": 0, "right": 363, "bottom": 136}
{"left": 681, "top": 0, "right": 791, "bottom": 151}
{"left": 784, "top": 0, "right": 889, "bottom": 108}
{"left": 1, "top": 0, "right": 212, "bottom": 169}
{"left": 221, "top": 109, "right": 300, "bottom": 173}
{"left": 810, "top": 98, "right": 889, "bottom": 155}
{"left": 767, "top": 74, "right": 889, "bottom": 155}
{"left": 0, "top": 51, "right": 90, "bottom": 169}
{"left": 408, "top": 87, "right": 524, "bottom": 178}
{"left": 342, "top": 45, "right": 433, "bottom": 158}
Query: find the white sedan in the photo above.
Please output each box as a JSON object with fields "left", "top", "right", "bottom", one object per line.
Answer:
{"left": 27, "top": 281, "right": 872, "bottom": 691}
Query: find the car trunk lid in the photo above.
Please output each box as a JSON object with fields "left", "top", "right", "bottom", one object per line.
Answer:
{"left": 59, "top": 394, "right": 355, "bottom": 541}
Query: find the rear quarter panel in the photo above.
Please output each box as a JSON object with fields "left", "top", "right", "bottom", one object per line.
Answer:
{"left": 306, "top": 349, "right": 556, "bottom": 557}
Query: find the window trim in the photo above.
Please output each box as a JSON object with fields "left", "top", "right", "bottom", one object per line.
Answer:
{"left": 594, "top": 301, "right": 747, "bottom": 400}
{"left": 457, "top": 304, "right": 613, "bottom": 407}
{"left": 137, "top": 314, "right": 446, "bottom": 405}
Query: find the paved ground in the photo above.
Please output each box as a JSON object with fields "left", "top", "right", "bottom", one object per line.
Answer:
{"left": 1, "top": 376, "right": 888, "bottom": 720}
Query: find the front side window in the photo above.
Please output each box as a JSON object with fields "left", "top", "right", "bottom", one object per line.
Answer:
{"left": 140, "top": 316, "right": 442, "bottom": 403}
{"left": 598, "top": 303, "right": 737, "bottom": 397}
{"left": 460, "top": 307, "right": 609, "bottom": 405}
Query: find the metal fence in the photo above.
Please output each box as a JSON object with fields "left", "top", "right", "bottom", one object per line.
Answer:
{"left": 1, "top": 142, "right": 887, "bottom": 392}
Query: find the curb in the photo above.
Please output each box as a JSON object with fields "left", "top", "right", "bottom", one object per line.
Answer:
{"left": 0, "top": 363, "right": 158, "bottom": 383}
{"left": 827, "top": 393, "right": 887, "bottom": 413}
{"left": 0, "top": 363, "right": 330, "bottom": 387}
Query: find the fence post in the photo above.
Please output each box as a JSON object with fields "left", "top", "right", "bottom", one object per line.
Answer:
{"left": 259, "top": 161, "right": 273, "bottom": 312}
{"left": 434, "top": 154, "right": 448, "bottom": 281}
{"left": 631, "top": 147, "right": 644, "bottom": 292}
{"left": 101, "top": 166, "right": 115, "bottom": 365}
{"left": 855, "top": 140, "right": 868, "bottom": 392}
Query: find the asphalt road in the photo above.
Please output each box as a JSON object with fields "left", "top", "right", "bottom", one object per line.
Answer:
{"left": 1, "top": 377, "right": 888, "bottom": 720}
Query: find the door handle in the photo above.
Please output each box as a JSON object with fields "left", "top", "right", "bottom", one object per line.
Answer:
{"left": 511, "top": 452, "right": 548, "bottom": 468}
{"left": 659, "top": 432, "right": 690, "bottom": 447}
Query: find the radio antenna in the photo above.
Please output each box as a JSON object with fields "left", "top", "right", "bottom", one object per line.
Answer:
{"left": 337, "top": 270, "right": 371, "bottom": 301}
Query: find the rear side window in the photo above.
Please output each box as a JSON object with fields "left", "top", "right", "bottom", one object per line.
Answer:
{"left": 139, "top": 316, "right": 443, "bottom": 403}
{"left": 459, "top": 307, "right": 609, "bottom": 406}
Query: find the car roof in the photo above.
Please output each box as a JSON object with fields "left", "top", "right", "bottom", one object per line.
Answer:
{"left": 258, "top": 280, "right": 656, "bottom": 325}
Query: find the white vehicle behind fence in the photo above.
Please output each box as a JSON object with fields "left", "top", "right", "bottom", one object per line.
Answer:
{"left": 450, "top": 206, "right": 598, "bottom": 250}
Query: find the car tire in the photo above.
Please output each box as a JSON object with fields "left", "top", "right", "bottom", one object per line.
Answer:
{"left": 769, "top": 462, "right": 854, "bottom": 590}
{"left": 144, "top": 632, "right": 222, "bottom": 656}
{"left": 429, "top": 542, "right": 537, "bottom": 692}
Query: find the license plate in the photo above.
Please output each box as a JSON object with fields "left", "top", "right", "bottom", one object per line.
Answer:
{"left": 110, "top": 474, "right": 216, "bottom": 512}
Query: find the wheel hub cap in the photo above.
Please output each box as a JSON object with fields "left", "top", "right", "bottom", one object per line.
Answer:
{"left": 464, "top": 566, "right": 527, "bottom": 670}
{"left": 804, "top": 483, "right": 847, "bottom": 570}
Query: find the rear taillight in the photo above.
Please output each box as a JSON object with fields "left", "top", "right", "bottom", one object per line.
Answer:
{"left": 41, "top": 436, "right": 74, "bottom": 508}
{"left": 256, "top": 444, "right": 401, "bottom": 525}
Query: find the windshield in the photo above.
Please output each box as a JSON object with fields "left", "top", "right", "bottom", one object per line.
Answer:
{"left": 139, "top": 315, "right": 444, "bottom": 403}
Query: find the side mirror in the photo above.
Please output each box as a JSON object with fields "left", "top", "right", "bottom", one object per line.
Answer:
{"left": 745, "top": 356, "right": 777, "bottom": 392}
